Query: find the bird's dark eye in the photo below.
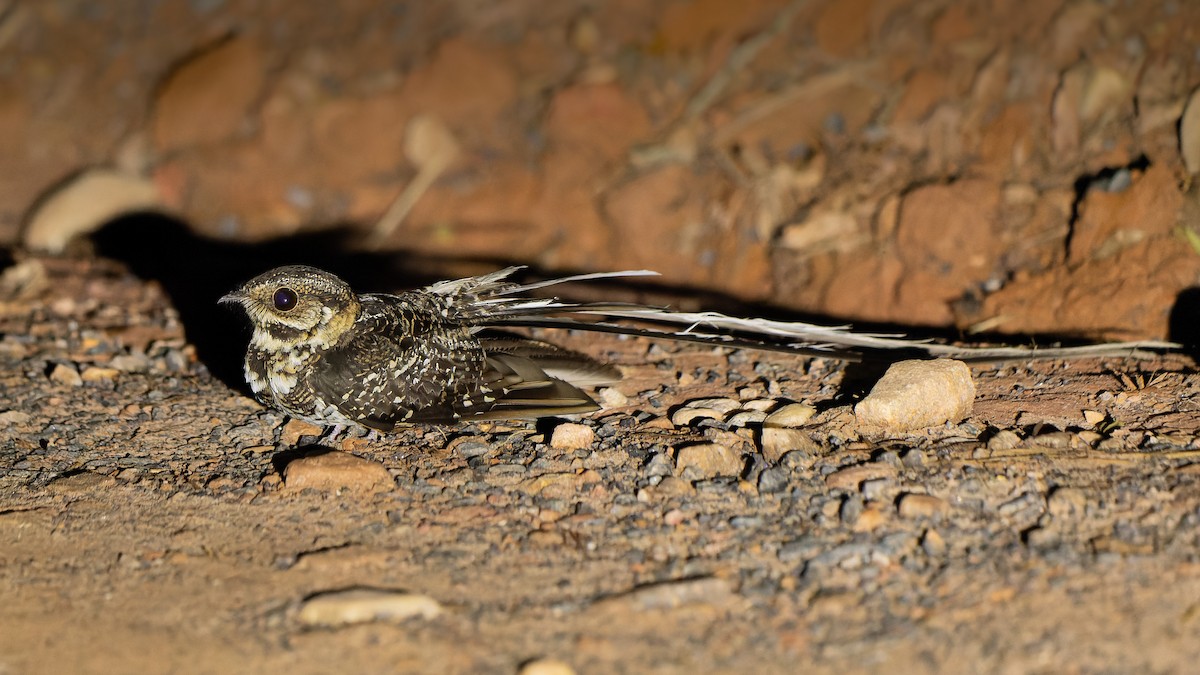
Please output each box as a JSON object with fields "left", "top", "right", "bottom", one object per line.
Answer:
{"left": 272, "top": 287, "right": 298, "bottom": 312}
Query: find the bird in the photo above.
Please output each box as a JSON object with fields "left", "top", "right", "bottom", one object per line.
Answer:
{"left": 221, "top": 265, "right": 1175, "bottom": 433}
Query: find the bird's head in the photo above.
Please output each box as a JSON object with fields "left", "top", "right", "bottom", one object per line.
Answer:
{"left": 220, "top": 265, "right": 360, "bottom": 346}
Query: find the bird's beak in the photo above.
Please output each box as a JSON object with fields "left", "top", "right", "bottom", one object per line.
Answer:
{"left": 219, "top": 291, "right": 246, "bottom": 306}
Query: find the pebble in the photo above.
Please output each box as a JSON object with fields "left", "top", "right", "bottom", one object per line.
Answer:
{"left": 282, "top": 452, "right": 393, "bottom": 492}
{"left": 757, "top": 467, "right": 789, "bottom": 493}
{"left": 760, "top": 427, "right": 819, "bottom": 464}
{"left": 296, "top": 589, "right": 442, "bottom": 627}
{"left": 670, "top": 407, "right": 724, "bottom": 426}
{"left": 897, "top": 493, "right": 949, "bottom": 519}
{"left": 518, "top": 472, "right": 581, "bottom": 500}
{"left": 824, "top": 464, "right": 895, "bottom": 491}
{"left": 743, "top": 399, "right": 778, "bottom": 412}
{"left": 839, "top": 496, "right": 864, "bottom": 525}
{"left": 80, "top": 366, "right": 120, "bottom": 384}
{"left": 921, "top": 529, "right": 947, "bottom": 556}
{"left": 550, "top": 423, "right": 594, "bottom": 450}
{"left": 518, "top": 659, "right": 576, "bottom": 675}
{"left": 281, "top": 419, "right": 325, "bottom": 445}
{"left": 764, "top": 402, "right": 817, "bottom": 428}
{"left": 853, "top": 504, "right": 888, "bottom": 532}
{"left": 681, "top": 397, "right": 743, "bottom": 413}
{"left": 854, "top": 359, "right": 974, "bottom": 432}
{"left": 726, "top": 410, "right": 767, "bottom": 427}
{"left": 861, "top": 477, "right": 890, "bottom": 501}
{"left": 1028, "top": 430, "right": 1076, "bottom": 449}
{"left": 448, "top": 436, "right": 492, "bottom": 458}
{"left": 986, "top": 429, "right": 1022, "bottom": 451}
{"left": 0, "top": 410, "right": 32, "bottom": 427}
{"left": 650, "top": 476, "right": 696, "bottom": 497}
{"left": 48, "top": 363, "right": 83, "bottom": 387}
{"left": 598, "top": 387, "right": 628, "bottom": 407}
{"left": 675, "top": 443, "right": 744, "bottom": 479}
{"left": 644, "top": 452, "right": 674, "bottom": 477}
{"left": 109, "top": 353, "right": 152, "bottom": 373}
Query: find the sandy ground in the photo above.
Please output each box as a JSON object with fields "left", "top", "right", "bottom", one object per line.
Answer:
{"left": 3, "top": 1, "right": 1200, "bottom": 673}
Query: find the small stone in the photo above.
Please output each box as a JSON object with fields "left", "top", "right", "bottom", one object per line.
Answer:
{"left": 519, "top": 658, "right": 576, "bottom": 675}
{"left": 921, "top": 529, "right": 947, "bottom": 556}
{"left": 80, "top": 366, "right": 120, "bottom": 384}
{"left": 861, "top": 477, "right": 890, "bottom": 501}
{"left": 670, "top": 407, "right": 724, "bottom": 426}
{"left": 743, "top": 399, "right": 778, "bottom": 412}
{"left": 898, "top": 493, "right": 949, "bottom": 519}
{"left": 651, "top": 476, "right": 696, "bottom": 497}
{"left": 48, "top": 363, "right": 83, "bottom": 387}
{"left": 760, "top": 427, "right": 819, "bottom": 464}
{"left": 109, "top": 353, "right": 152, "bottom": 373}
{"left": 681, "top": 397, "right": 743, "bottom": 413}
{"left": 757, "top": 467, "right": 789, "bottom": 493}
{"left": 853, "top": 504, "right": 888, "bottom": 532}
{"left": 281, "top": 419, "right": 325, "bottom": 445}
{"left": 839, "top": 496, "right": 864, "bottom": 525}
{"left": 0, "top": 410, "right": 32, "bottom": 427}
{"left": 854, "top": 359, "right": 974, "bottom": 432}
{"left": 518, "top": 473, "right": 581, "bottom": 500}
{"left": 987, "top": 429, "right": 1022, "bottom": 451}
{"left": 764, "top": 402, "right": 817, "bottom": 428}
{"left": 644, "top": 452, "right": 674, "bottom": 477}
{"left": 1029, "top": 430, "right": 1076, "bottom": 449}
{"left": 1082, "top": 409, "right": 1107, "bottom": 426}
{"left": 448, "top": 436, "right": 492, "bottom": 458}
{"left": 726, "top": 410, "right": 767, "bottom": 427}
{"left": 675, "top": 443, "right": 744, "bottom": 479}
{"left": 282, "top": 452, "right": 393, "bottom": 492}
{"left": 825, "top": 464, "right": 895, "bottom": 490}
{"left": 550, "top": 423, "right": 594, "bottom": 450}
{"left": 663, "top": 508, "right": 686, "bottom": 526}
{"left": 598, "top": 387, "right": 628, "bottom": 407}
{"left": 900, "top": 448, "right": 926, "bottom": 468}
{"left": 296, "top": 589, "right": 442, "bottom": 627}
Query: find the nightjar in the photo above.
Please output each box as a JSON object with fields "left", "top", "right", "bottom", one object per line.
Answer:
{"left": 220, "top": 265, "right": 624, "bottom": 430}
{"left": 221, "top": 265, "right": 1172, "bottom": 432}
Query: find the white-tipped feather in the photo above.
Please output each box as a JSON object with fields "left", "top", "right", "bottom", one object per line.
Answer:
{"left": 417, "top": 268, "right": 1178, "bottom": 363}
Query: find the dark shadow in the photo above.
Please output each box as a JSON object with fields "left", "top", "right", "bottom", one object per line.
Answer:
{"left": 269, "top": 444, "right": 338, "bottom": 476}
{"left": 1168, "top": 287, "right": 1200, "bottom": 359}
{"left": 87, "top": 212, "right": 1181, "bottom": 402}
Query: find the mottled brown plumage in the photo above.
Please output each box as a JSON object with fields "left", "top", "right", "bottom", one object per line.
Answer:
{"left": 220, "top": 265, "right": 617, "bottom": 430}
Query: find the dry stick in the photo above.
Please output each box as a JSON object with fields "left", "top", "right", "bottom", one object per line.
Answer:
{"left": 370, "top": 114, "right": 461, "bottom": 248}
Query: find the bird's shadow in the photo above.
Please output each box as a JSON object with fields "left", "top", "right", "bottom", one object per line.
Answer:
{"left": 90, "top": 213, "right": 429, "bottom": 389}
{"left": 85, "top": 212, "right": 1196, "bottom": 399}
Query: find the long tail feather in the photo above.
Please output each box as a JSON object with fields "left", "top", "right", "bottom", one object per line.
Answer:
{"left": 420, "top": 268, "right": 1179, "bottom": 362}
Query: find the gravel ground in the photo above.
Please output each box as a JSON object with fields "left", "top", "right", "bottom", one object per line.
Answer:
{"left": 2, "top": 257, "right": 1199, "bottom": 674}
